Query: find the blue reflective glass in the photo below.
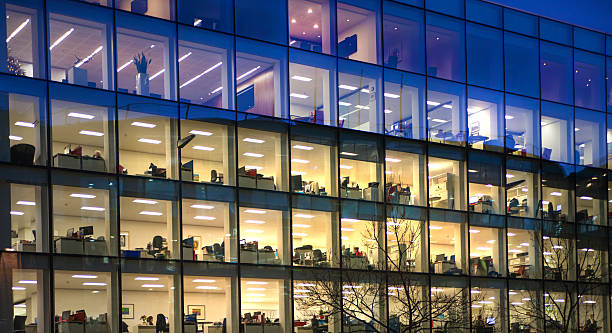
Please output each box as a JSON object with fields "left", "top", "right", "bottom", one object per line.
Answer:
{"left": 504, "top": 32, "right": 539, "bottom": 98}
{"left": 541, "top": 102, "right": 574, "bottom": 164}
{"left": 466, "top": 0, "right": 501, "bottom": 28}
{"left": 540, "top": 18, "right": 572, "bottom": 46}
{"left": 574, "top": 108, "right": 606, "bottom": 168}
{"left": 505, "top": 93, "right": 540, "bottom": 158}
{"left": 607, "top": 36, "right": 612, "bottom": 56}
{"left": 574, "top": 50, "right": 605, "bottom": 111}
{"left": 503, "top": 8, "right": 537, "bottom": 37}
{"left": 383, "top": 68, "right": 425, "bottom": 140}
{"left": 467, "top": 86, "right": 504, "bottom": 152}
{"left": 573, "top": 27, "right": 605, "bottom": 54}
{"left": 540, "top": 42, "right": 573, "bottom": 105}
{"left": 427, "top": 78, "right": 466, "bottom": 146}
{"left": 467, "top": 23, "right": 502, "bottom": 90}
{"left": 426, "top": 0, "right": 464, "bottom": 18}
{"left": 607, "top": 57, "right": 612, "bottom": 112}
{"left": 393, "top": 0, "right": 423, "bottom": 6}
{"left": 383, "top": 1, "right": 425, "bottom": 73}
{"left": 178, "top": 0, "right": 234, "bottom": 34}
{"left": 235, "top": 0, "right": 287, "bottom": 44}
{"left": 426, "top": 13, "right": 465, "bottom": 82}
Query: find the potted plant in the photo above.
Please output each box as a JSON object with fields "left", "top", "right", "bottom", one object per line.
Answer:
{"left": 133, "top": 52, "right": 151, "bottom": 96}
{"left": 67, "top": 55, "right": 88, "bottom": 86}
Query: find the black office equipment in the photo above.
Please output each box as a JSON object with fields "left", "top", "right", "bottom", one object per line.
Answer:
{"left": 338, "top": 34, "right": 357, "bottom": 58}
{"left": 291, "top": 174, "right": 303, "bottom": 192}
{"left": 79, "top": 226, "right": 94, "bottom": 237}
{"left": 156, "top": 313, "right": 168, "bottom": 333}
{"left": 211, "top": 169, "right": 223, "bottom": 183}
{"left": 13, "top": 315, "right": 26, "bottom": 333}
{"left": 10, "top": 144, "right": 35, "bottom": 165}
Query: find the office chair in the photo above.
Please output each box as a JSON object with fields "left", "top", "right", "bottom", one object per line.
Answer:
{"left": 148, "top": 236, "right": 165, "bottom": 257}
{"left": 156, "top": 314, "right": 168, "bottom": 333}
{"left": 213, "top": 243, "right": 223, "bottom": 260}
{"left": 13, "top": 315, "right": 26, "bottom": 333}
{"left": 10, "top": 144, "right": 35, "bottom": 166}
{"left": 211, "top": 169, "right": 223, "bottom": 183}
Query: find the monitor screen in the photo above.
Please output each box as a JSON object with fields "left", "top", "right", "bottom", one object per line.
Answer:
{"left": 486, "top": 317, "right": 495, "bottom": 325}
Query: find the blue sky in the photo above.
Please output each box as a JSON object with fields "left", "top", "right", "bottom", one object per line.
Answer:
{"left": 489, "top": 0, "right": 612, "bottom": 34}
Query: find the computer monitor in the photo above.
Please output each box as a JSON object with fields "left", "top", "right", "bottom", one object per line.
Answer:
{"left": 291, "top": 175, "right": 303, "bottom": 192}
{"left": 62, "top": 310, "right": 71, "bottom": 321}
{"left": 486, "top": 317, "right": 495, "bottom": 325}
{"left": 79, "top": 226, "right": 94, "bottom": 236}
{"left": 66, "top": 228, "right": 74, "bottom": 237}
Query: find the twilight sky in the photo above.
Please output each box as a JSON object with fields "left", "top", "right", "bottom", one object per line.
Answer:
{"left": 488, "top": 0, "right": 612, "bottom": 34}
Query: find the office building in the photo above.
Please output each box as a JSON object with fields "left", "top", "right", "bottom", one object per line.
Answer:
{"left": 1, "top": 0, "right": 612, "bottom": 332}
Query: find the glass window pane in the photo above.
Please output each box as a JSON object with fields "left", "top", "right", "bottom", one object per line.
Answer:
{"left": 48, "top": 1, "right": 113, "bottom": 90}
{"left": 382, "top": 2, "right": 424, "bottom": 73}
{"left": 508, "top": 219, "right": 542, "bottom": 279}
{"left": 543, "top": 222, "right": 575, "bottom": 280}
{"left": 7, "top": 258, "right": 50, "bottom": 331}
{"left": 117, "top": 96, "right": 178, "bottom": 179}
{"left": 289, "top": 49, "right": 336, "bottom": 126}
{"left": 384, "top": 69, "right": 425, "bottom": 139}
{"left": 544, "top": 282, "right": 577, "bottom": 327}
{"left": 338, "top": 59, "right": 383, "bottom": 133}
{"left": 425, "top": 0, "right": 463, "bottom": 18}
{"left": 428, "top": 147, "right": 466, "bottom": 211}
{"left": 541, "top": 102, "right": 574, "bottom": 164}
{"left": 542, "top": 162, "right": 574, "bottom": 223}
{"left": 504, "top": 32, "right": 539, "bottom": 98}
{"left": 337, "top": 0, "right": 381, "bottom": 64}
{"left": 181, "top": 198, "right": 234, "bottom": 262}
{"left": 426, "top": 13, "right": 465, "bottom": 82}
{"left": 2, "top": 0, "right": 45, "bottom": 78}
{"left": 116, "top": 13, "right": 176, "bottom": 100}
{"left": 505, "top": 93, "right": 540, "bottom": 158}
{"left": 240, "top": 276, "right": 290, "bottom": 330}
{"left": 608, "top": 57, "right": 612, "bottom": 112}
{"left": 506, "top": 158, "right": 540, "bottom": 219}
{"left": 431, "top": 276, "right": 470, "bottom": 329}
{"left": 0, "top": 76, "right": 47, "bottom": 166}
{"left": 292, "top": 207, "right": 336, "bottom": 267}
{"left": 180, "top": 106, "right": 235, "bottom": 186}
{"left": 178, "top": 27, "right": 234, "bottom": 109}
{"left": 574, "top": 50, "right": 605, "bottom": 111}
{"left": 121, "top": 270, "right": 179, "bottom": 329}
{"left": 339, "top": 132, "right": 383, "bottom": 201}
{"left": 340, "top": 206, "right": 384, "bottom": 269}
{"left": 574, "top": 27, "right": 605, "bottom": 53}
{"left": 116, "top": 0, "right": 175, "bottom": 20}
{"left": 575, "top": 167, "right": 606, "bottom": 226}
{"left": 239, "top": 197, "right": 291, "bottom": 259}
{"left": 385, "top": 140, "right": 426, "bottom": 206}
{"left": 290, "top": 125, "right": 337, "bottom": 197}
{"left": 429, "top": 212, "right": 467, "bottom": 274}
{"left": 540, "top": 18, "right": 572, "bottom": 45}
{"left": 503, "top": 8, "right": 538, "bottom": 37}
{"left": 540, "top": 42, "right": 573, "bottom": 105}
{"left": 289, "top": 0, "right": 334, "bottom": 54}
{"left": 427, "top": 78, "right": 467, "bottom": 146}
{"left": 466, "top": 23, "right": 502, "bottom": 90}
{"left": 468, "top": 152, "right": 503, "bottom": 215}
{"left": 235, "top": 0, "right": 286, "bottom": 44}
{"left": 578, "top": 286, "right": 610, "bottom": 332}
{"left": 50, "top": 84, "right": 115, "bottom": 173}
{"left": 9, "top": 182, "right": 46, "bottom": 253}
{"left": 470, "top": 281, "right": 505, "bottom": 332}
{"left": 575, "top": 108, "right": 606, "bottom": 167}
{"left": 387, "top": 206, "right": 427, "bottom": 272}
{"left": 183, "top": 274, "right": 235, "bottom": 329}
{"left": 237, "top": 127, "right": 288, "bottom": 192}
{"left": 469, "top": 226, "right": 505, "bottom": 276}
{"left": 236, "top": 38, "right": 288, "bottom": 119}
{"left": 178, "top": 0, "right": 233, "bottom": 33}
{"left": 466, "top": 0, "right": 502, "bottom": 28}
{"left": 509, "top": 280, "right": 544, "bottom": 330}
{"left": 467, "top": 86, "right": 504, "bottom": 152}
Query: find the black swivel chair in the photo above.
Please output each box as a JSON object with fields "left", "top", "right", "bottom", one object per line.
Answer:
{"left": 10, "top": 144, "right": 35, "bottom": 166}
{"left": 156, "top": 313, "right": 169, "bottom": 333}
{"left": 13, "top": 315, "right": 26, "bottom": 333}
{"left": 148, "top": 236, "right": 165, "bottom": 257}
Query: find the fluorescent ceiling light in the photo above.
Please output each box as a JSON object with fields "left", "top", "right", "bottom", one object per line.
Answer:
{"left": 505, "top": 115, "right": 514, "bottom": 120}
{"left": 72, "top": 275, "right": 98, "bottom": 279}
{"left": 138, "top": 138, "right": 161, "bottom": 144}
{"left": 81, "top": 206, "right": 105, "bottom": 211}
{"left": 291, "top": 158, "right": 309, "bottom": 164}
{"left": 12, "top": 287, "right": 26, "bottom": 291}
{"left": 131, "top": 121, "right": 156, "bottom": 128}
{"left": 361, "top": 88, "right": 369, "bottom": 93}
{"left": 180, "top": 61, "right": 223, "bottom": 88}
{"left": 338, "top": 101, "right": 352, "bottom": 106}
{"left": 10, "top": 211, "right": 24, "bottom": 215}
{"left": 293, "top": 224, "right": 311, "bottom": 228}
{"left": 193, "top": 279, "right": 216, "bottom": 283}
{"left": 341, "top": 227, "right": 354, "bottom": 231}
{"left": 291, "top": 171, "right": 306, "bottom": 176}
{"left": 339, "top": 165, "right": 352, "bottom": 169}
{"left": 429, "top": 225, "right": 442, "bottom": 230}
{"left": 244, "top": 220, "right": 265, "bottom": 224}
{"left": 292, "top": 233, "right": 308, "bottom": 237}
{"left": 426, "top": 101, "right": 440, "bottom": 106}
{"left": 135, "top": 277, "right": 159, "bottom": 281}
{"left": 338, "top": 84, "right": 357, "bottom": 91}
{"left": 194, "top": 215, "right": 216, "bottom": 220}
{"left": 243, "top": 152, "right": 264, "bottom": 158}
{"left": 9, "top": 135, "right": 23, "bottom": 141}
{"left": 237, "top": 66, "right": 261, "bottom": 81}
{"left": 15, "top": 121, "right": 34, "bottom": 128}
{"left": 385, "top": 158, "right": 401, "bottom": 163}
{"left": 507, "top": 232, "right": 516, "bottom": 236}
{"left": 290, "top": 93, "right": 309, "bottom": 99}
{"left": 384, "top": 109, "right": 393, "bottom": 114}
{"left": 18, "top": 280, "right": 37, "bottom": 284}
{"left": 193, "top": 19, "right": 202, "bottom": 26}
{"left": 384, "top": 93, "right": 400, "bottom": 98}
{"left": 75, "top": 46, "right": 103, "bottom": 68}
{"left": 291, "top": 75, "right": 312, "bottom": 82}
{"left": 83, "top": 282, "right": 107, "bottom": 286}
{"left": 210, "top": 86, "right": 223, "bottom": 94}
{"left": 70, "top": 193, "right": 96, "bottom": 199}
{"left": 354, "top": 105, "right": 369, "bottom": 109}
{"left": 293, "top": 145, "right": 313, "bottom": 150}
{"left": 142, "top": 284, "right": 164, "bottom": 288}
{"left": 49, "top": 28, "right": 74, "bottom": 50}
{"left": 244, "top": 165, "right": 262, "bottom": 170}
{"left": 245, "top": 229, "right": 264, "bottom": 233}
{"left": 469, "top": 229, "right": 480, "bottom": 233}
{"left": 431, "top": 118, "right": 448, "bottom": 123}
{"left": 579, "top": 196, "right": 592, "bottom": 200}
{"left": 190, "top": 130, "right": 213, "bottom": 136}
{"left": 294, "top": 213, "right": 314, "bottom": 218}
{"left": 340, "top": 152, "right": 357, "bottom": 156}
{"left": 149, "top": 69, "right": 165, "bottom": 80}
{"left": 193, "top": 145, "right": 215, "bottom": 151}
{"left": 68, "top": 112, "right": 95, "bottom": 120}
{"left": 244, "top": 209, "right": 266, "bottom": 214}
{"left": 441, "top": 104, "right": 452, "bottom": 109}
{"left": 133, "top": 199, "right": 158, "bottom": 204}
{"left": 243, "top": 138, "right": 264, "bottom": 144}
{"left": 117, "top": 60, "right": 133, "bottom": 72}
{"left": 246, "top": 281, "right": 268, "bottom": 285}
{"left": 191, "top": 204, "right": 214, "bottom": 210}
{"left": 16, "top": 201, "right": 35, "bottom": 206}
{"left": 139, "top": 211, "right": 162, "bottom": 216}
{"left": 550, "top": 191, "right": 562, "bottom": 196}
{"left": 196, "top": 286, "right": 218, "bottom": 290}
{"left": 6, "top": 18, "right": 30, "bottom": 43}
{"left": 79, "top": 130, "right": 104, "bottom": 137}
{"left": 178, "top": 52, "right": 193, "bottom": 62}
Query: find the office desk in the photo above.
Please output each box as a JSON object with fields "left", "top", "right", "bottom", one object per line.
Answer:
{"left": 243, "top": 323, "right": 283, "bottom": 333}
{"left": 85, "top": 322, "right": 109, "bottom": 333}
{"left": 57, "top": 322, "right": 84, "bottom": 333}
{"left": 208, "top": 326, "right": 224, "bottom": 333}
{"left": 84, "top": 240, "right": 107, "bottom": 256}
{"left": 55, "top": 238, "right": 84, "bottom": 255}
{"left": 25, "top": 324, "right": 37, "bottom": 333}
{"left": 135, "top": 326, "right": 157, "bottom": 333}
{"left": 184, "top": 323, "right": 197, "bottom": 333}
{"left": 14, "top": 242, "right": 36, "bottom": 252}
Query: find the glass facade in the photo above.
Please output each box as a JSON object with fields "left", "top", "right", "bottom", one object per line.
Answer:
{"left": 2, "top": 0, "right": 612, "bottom": 332}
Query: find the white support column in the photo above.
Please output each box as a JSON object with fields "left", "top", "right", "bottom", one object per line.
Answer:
{"left": 221, "top": 49, "right": 234, "bottom": 110}
{"left": 163, "top": 36, "right": 177, "bottom": 101}
{"left": 102, "top": 19, "right": 113, "bottom": 90}
{"left": 226, "top": 276, "right": 240, "bottom": 333}
{"left": 225, "top": 203, "right": 238, "bottom": 263}
{"left": 107, "top": 271, "right": 119, "bottom": 333}
{"left": 278, "top": 279, "right": 292, "bottom": 332}
{"left": 169, "top": 275, "right": 182, "bottom": 333}
{"left": 34, "top": 187, "right": 48, "bottom": 253}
